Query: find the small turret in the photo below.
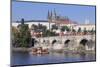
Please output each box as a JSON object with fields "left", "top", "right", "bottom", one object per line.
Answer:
{"left": 21, "top": 18, "right": 24, "bottom": 25}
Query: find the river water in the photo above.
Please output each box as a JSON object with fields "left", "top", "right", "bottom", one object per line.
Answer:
{"left": 11, "top": 51, "right": 96, "bottom": 66}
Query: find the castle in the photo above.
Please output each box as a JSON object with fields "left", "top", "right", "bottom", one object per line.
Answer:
{"left": 12, "top": 10, "right": 95, "bottom": 33}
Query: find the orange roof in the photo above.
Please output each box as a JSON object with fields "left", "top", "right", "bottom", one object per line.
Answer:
{"left": 56, "top": 19, "right": 77, "bottom": 24}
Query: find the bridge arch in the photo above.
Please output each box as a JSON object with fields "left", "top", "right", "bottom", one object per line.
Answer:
{"left": 38, "top": 35, "right": 95, "bottom": 50}
{"left": 64, "top": 40, "right": 70, "bottom": 44}
{"left": 31, "top": 38, "right": 39, "bottom": 47}
{"left": 80, "top": 39, "right": 88, "bottom": 46}
{"left": 64, "top": 40, "right": 70, "bottom": 47}
{"left": 87, "top": 39, "right": 95, "bottom": 50}
{"left": 52, "top": 39, "right": 57, "bottom": 45}
{"left": 79, "top": 39, "right": 95, "bottom": 50}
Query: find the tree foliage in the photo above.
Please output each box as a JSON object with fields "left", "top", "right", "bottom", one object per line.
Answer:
{"left": 61, "top": 26, "right": 70, "bottom": 32}
{"left": 90, "top": 28, "right": 95, "bottom": 34}
{"left": 51, "top": 24, "right": 58, "bottom": 30}
{"left": 78, "top": 27, "right": 81, "bottom": 32}
{"left": 12, "top": 19, "right": 31, "bottom": 47}
{"left": 83, "top": 28, "right": 87, "bottom": 35}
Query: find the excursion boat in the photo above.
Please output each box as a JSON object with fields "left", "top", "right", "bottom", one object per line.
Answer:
{"left": 30, "top": 47, "right": 49, "bottom": 55}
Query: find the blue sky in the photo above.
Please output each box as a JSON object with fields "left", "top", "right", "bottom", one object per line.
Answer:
{"left": 12, "top": 1, "right": 96, "bottom": 24}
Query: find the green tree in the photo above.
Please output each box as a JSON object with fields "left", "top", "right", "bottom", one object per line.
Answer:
{"left": 51, "top": 24, "right": 58, "bottom": 30}
{"left": 31, "top": 24, "right": 38, "bottom": 31}
{"left": 37, "top": 23, "right": 47, "bottom": 31}
{"left": 72, "top": 29, "right": 76, "bottom": 33}
{"left": 61, "top": 26, "right": 70, "bottom": 32}
{"left": 12, "top": 26, "right": 20, "bottom": 47}
{"left": 83, "top": 28, "right": 87, "bottom": 35}
{"left": 19, "top": 24, "right": 31, "bottom": 47}
{"left": 43, "top": 30, "right": 56, "bottom": 37}
{"left": 90, "top": 28, "right": 95, "bottom": 34}
{"left": 12, "top": 18, "right": 31, "bottom": 47}
{"left": 78, "top": 27, "right": 81, "bottom": 32}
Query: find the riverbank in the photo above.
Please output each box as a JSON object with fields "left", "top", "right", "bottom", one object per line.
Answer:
{"left": 50, "top": 49, "right": 95, "bottom": 54}
{"left": 11, "top": 47, "right": 95, "bottom": 54}
{"left": 11, "top": 47, "right": 31, "bottom": 52}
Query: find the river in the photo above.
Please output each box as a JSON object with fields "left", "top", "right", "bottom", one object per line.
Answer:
{"left": 11, "top": 51, "right": 96, "bottom": 66}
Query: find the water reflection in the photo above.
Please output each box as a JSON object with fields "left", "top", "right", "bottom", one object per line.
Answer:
{"left": 79, "top": 52, "right": 86, "bottom": 60}
{"left": 11, "top": 51, "right": 96, "bottom": 66}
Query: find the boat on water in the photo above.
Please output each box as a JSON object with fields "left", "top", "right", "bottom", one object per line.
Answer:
{"left": 30, "top": 47, "right": 49, "bottom": 55}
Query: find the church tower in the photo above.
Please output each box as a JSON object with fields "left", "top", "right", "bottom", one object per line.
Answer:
{"left": 47, "top": 10, "right": 53, "bottom": 22}
{"left": 54, "top": 9, "right": 57, "bottom": 20}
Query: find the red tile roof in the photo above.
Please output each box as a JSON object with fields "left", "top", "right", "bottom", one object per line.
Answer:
{"left": 56, "top": 18, "right": 77, "bottom": 24}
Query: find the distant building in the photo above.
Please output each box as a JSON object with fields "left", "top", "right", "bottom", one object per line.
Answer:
{"left": 74, "top": 24, "right": 95, "bottom": 32}
{"left": 12, "top": 10, "right": 95, "bottom": 33}
{"left": 74, "top": 19, "right": 95, "bottom": 32}
{"left": 47, "top": 10, "right": 77, "bottom": 30}
{"left": 12, "top": 20, "right": 55, "bottom": 30}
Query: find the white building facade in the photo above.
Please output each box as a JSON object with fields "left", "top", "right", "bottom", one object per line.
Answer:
{"left": 74, "top": 24, "right": 95, "bottom": 32}
{"left": 12, "top": 10, "right": 95, "bottom": 33}
{"left": 12, "top": 21, "right": 55, "bottom": 30}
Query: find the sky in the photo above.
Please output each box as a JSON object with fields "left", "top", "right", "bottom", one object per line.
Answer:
{"left": 12, "top": 1, "right": 96, "bottom": 24}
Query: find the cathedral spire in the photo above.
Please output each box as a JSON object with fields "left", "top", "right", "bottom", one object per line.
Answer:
{"left": 50, "top": 10, "right": 52, "bottom": 19}
{"left": 47, "top": 10, "right": 53, "bottom": 22}
{"left": 54, "top": 9, "right": 57, "bottom": 20}
{"left": 47, "top": 10, "right": 50, "bottom": 20}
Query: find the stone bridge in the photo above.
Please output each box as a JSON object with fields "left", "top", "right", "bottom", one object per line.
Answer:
{"left": 34, "top": 34, "right": 95, "bottom": 50}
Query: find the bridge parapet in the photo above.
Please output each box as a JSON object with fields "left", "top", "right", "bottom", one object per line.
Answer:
{"left": 37, "top": 34, "right": 95, "bottom": 44}
{"left": 35, "top": 34, "right": 95, "bottom": 50}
